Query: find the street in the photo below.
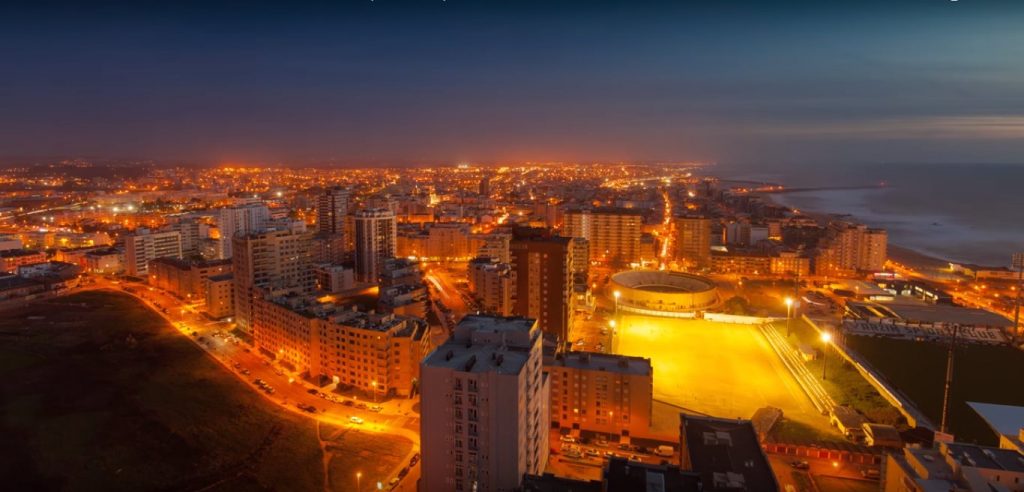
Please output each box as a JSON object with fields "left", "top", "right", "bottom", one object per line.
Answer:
{"left": 83, "top": 277, "right": 423, "bottom": 492}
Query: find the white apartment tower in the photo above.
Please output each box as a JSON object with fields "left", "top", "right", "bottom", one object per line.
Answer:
{"left": 124, "top": 230, "right": 183, "bottom": 276}
{"left": 563, "top": 207, "right": 643, "bottom": 265}
{"left": 420, "top": 315, "right": 549, "bottom": 492}
{"left": 354, "top": 208, "right": 397, "bottom": 283}
{"left": 231, "top": 228, "right": 314, "bottom": 332}
{"left": 216, "top": 203, "right": 270, "bottom": 259}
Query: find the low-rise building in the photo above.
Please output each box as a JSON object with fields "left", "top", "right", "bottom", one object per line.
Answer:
{"left": 1, "top": 249, "right": 48, "bottom": 273}
{"left": 204, "top": 273, "right": 234, "bottom": 319}
{"left": 545, "top": 351, "right": 653, "bottom": 437}
{"left": 148, "top": 257, "right": 231, "bottom": 302}
{"left": 884, "top": 442, "right": 1024, "bottom": 491}
{"left": 679, "top": 414, "right": 778, "bottom": 492}
{"left": 313, "top": 263, "right": 355, "bottom": 294}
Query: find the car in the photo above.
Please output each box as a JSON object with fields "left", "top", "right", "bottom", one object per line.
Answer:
{"left": 388, "top": 477, "right": 400, "bottom": 489}
{"left": 790, "top": 460, "right": 810, "bottom": 470}
{"left": 342, "top": 400, "right": 354, "bottom": 407}
{"left": 356, "top": 402, "right": 369, "bottom": 410}
{"left": 584, "top": 450, "right": 601, "bottom": 458}
{"left": 861, "top": 468, "right": 880, "bottom": 479}
{"left": 618, "top": 443, "right": 631, "bottom": 451}
{"left": 628, "top": 454, "right": 641, "bottom": 462}
{"left": 369, "top": 405, "right": 383, "bottom": 412}
{"left": 654, "top": 445, "right": 675, "bottom": 457}
{"left": 559, "top": 435, "right": 577, "bottom": 443}
{"left": 410, "top": 453, "right": 420, "bottom": 466}
{"left": 398, "top": 467, "right": 409, "bottom": 478}
{"left": 240, "top": 369, "right": 250, "bottom": 375}
{"left": 349, "top": 416, "right": 364, "bottom": 424}
{"left": 307, "top": 388, "right": 319, "bottom": 395}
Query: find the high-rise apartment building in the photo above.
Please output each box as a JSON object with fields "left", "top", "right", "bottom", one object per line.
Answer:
{"left": 316, "top": 186, "right": 350, "bottom": 236}
{"left": 468, "top": 257, "right": 513, "bottom": 316}
{"left": 313, "top": 187, "right": 350, "bottom": 264}
{"left": 563, "top": 207, "right": 643, "bottom": 265}
{"left": 509, "top": 228, "right": 575, "bottom": 342}
{"left": 674, "top": 215, "right": 712, "bottom": 268}
{"left": 216, "top": 203, "right": 270, "bottom": 259}
{"left": 124, "top": 229, "right": 183, "bottom": 276}
{"left": 354, "top": 208, "right": 397, "bottom": 283}
{"left": 420, "top": 315, "right": 549, "bottom": 492}
{"left": 231, "top": 228, "right": 314, "bottom": 332}
{"left": 545, "top": 351, "right": 653, "bottom": 437}
{"left": 815, "top": 223, "right": 887, "bottom": 276}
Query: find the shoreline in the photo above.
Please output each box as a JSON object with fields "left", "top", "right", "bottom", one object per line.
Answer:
{"left": 753, "top": 191, "right": 962, "bottom": 274}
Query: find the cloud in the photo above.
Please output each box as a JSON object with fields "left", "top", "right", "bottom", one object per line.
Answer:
{"left": 756, "top": 115, "right": 1024, "bottom": 140}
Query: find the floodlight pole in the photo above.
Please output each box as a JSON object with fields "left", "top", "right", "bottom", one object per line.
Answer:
{"left": 940, "top": 324, "right": 960, "bottom": 434}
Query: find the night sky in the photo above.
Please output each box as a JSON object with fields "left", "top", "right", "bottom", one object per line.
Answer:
{"left": 1, "top": 0, "right": 1022, "bottom": 165}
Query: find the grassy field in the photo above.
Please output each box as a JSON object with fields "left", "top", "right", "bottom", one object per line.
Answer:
{"left": 0, "top": 289, "right": 410, "bottom": 491}
{"left": 773, "top": 318, "right": 904, "bottom": 426}
{"left": 616, "top": 315, "right": 834, "bottom": 437}
{"left": 847, "top": 335, "right": 1024, "bottom": 444}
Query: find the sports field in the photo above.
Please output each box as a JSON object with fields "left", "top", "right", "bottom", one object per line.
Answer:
{"left": 615, "top": 315, "right": 832, "bottom": 434}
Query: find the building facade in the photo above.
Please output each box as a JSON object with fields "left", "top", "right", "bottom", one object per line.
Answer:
{"left": 231, "top": 228, "right": 314, "bottom": 332}
{"left": 563, "top": 207, "right": 643, "bottom": 265}
{"left": 674, "top": 215, "right": 712, "bottom": 269}
{"left": 354, "top": 208, "right": 397, "bottom": 283}
{"left": 509, "top": 229, "right": 575, "bottom": 342}
{"left": 545, "top": 351, "right": 653, "bottom": 437}
{"left": 420, "top": 315, "right": 549, "bottom": 492}
{"left": 124, "top": 230, "right": 182, "bottom": 276}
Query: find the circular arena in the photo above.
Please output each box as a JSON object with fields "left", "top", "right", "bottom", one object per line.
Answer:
{"left": 610, "top": 270, "right": 718, "bottom": 317}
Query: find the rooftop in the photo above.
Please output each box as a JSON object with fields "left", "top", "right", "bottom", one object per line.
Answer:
{"left": 546, "top": 351, "right": 652, "bottom": 377}
{"left": 604, "top": 457, "right": 702, "bottom": 492}
{"left": 679, "top": 415, "right": 778, "bottom": 492}
{"left": 943, "top": 442, "right": 1024, "bottom": 472}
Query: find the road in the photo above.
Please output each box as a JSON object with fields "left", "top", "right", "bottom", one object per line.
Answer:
{"left": 83, "top": 277, "right": 423, "bottom": 492}
{"left": 768, "top": 454, "right": 878, "bottom": 492}
{"left": 423, "top": 265, "right": 470, "bottom": 315}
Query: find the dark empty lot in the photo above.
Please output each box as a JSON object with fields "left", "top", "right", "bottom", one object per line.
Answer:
{"left": 0, "top": 290, "right": 326, "bottom": 491}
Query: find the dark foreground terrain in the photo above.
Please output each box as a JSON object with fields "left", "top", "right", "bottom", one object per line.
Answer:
{"left": 0, "top": 290, "right": 408, "bottom": 491}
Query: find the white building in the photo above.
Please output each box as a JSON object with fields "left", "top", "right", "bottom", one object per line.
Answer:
{"left": 420, "top": 315, "right": 549, "bottom": 492}
{"left": 354, "top": 208, "right": 397, "bottom": 283}
{"left": 216, "top": 203, "right": 270, "bottom": 259}
{"left": 124, "top": 230, "right": 182, "bottom": 276}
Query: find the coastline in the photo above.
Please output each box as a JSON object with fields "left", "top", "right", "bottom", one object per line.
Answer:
{"left": 754, "top": 191, "right": 959, "bottom": 275}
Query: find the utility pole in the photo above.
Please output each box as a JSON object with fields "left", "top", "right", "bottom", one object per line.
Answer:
{"left": 940, "top": 324, "right": 960, "bottom": 434}
{"left": 1013, "top": 253, "right": 1023, "bottom": 343}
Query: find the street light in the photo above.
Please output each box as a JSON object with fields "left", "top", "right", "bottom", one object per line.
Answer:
{"left": 371, "top": 381, "right": 377, "bottom": 403}
{"left": 613, "top": 290, "right": 621, "bottom": 318}
{"left": 784, "top": 297, "right": 794, "bottom": 337}
{"left": 820, "top": 331, "right": 833, "bottom": 380}
{"left": 356, "top": 471, "right": 362, "bottom": 492}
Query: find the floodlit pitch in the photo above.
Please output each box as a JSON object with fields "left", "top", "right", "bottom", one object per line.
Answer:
{"left": 615, "top": 315, "right": 831, "bottom": 432}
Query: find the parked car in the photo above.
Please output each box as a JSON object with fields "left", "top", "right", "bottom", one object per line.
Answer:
{"left": 349, "top": 416, "right": 364, "bottom": 425}
{"left": 790, "top": 460, "right": 810, "bottom": 470}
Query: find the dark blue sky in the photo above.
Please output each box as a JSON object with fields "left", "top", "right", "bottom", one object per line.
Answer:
{"left": 1, "top": 0, "right": 1022, "bottom": 165}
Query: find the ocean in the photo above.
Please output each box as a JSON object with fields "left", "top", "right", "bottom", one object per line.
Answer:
{"left": 711, "top": 163, "right": 1024, "bottom": 267}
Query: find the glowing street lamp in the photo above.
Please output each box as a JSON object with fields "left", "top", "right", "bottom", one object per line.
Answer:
{"left": 784, "top": 297, "right": 794, "bottom": 337}
{"left": 820, "top": 331, "right": 833, "bottom": 380}
{"left": 356, "top": 471, "right": 362, "bottom": 491}
{"left": 371, "top": 381, "right": 378, "bottom": 403}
